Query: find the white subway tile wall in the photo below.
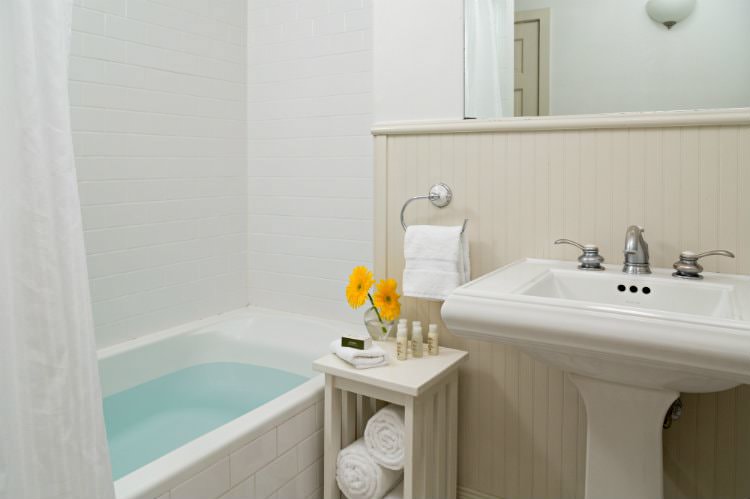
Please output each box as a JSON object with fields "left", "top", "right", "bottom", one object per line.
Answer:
{"left": 246, "top": 0, "right": 374, "bottom": 323}
{"left": 70, "top": 0, "right": 248, "bottom": 347}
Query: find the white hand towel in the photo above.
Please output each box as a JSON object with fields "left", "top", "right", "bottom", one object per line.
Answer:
{"left": 336, "top": 438, "right": 402, "bottom": 499}
{"left": 364, "top": 404, "right": 406, "bottom": 470}
{"left": 330, "top": 339, "right": 389, "bottom": 369}
{"left": 403, "top": 225, "right": 470, "bottom": 301}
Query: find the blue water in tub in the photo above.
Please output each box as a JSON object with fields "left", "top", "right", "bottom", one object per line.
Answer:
{"left": 104, "top": 362, "right": 307, "bottom": 480}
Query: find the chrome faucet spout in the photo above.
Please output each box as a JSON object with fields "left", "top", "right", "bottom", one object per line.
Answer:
{"left": 622, "top": 225, "right": 651, "bottom": 274}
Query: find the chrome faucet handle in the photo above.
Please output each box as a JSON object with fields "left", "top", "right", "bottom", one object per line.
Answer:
{"left": 623, "top": 225, "right": 651, "bottom": 274}
{"left": 672, "top": 249, "right": 735, "bottom": 279}
{"left": 623, "top": 226, "right": 648, "bottom": 256}
{"left": 554, "top": 239, "right": 605, "bottom": 271}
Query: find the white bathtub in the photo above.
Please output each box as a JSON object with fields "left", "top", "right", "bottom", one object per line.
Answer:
{"left": 99, "top": 307, "right": 348, "bottom": 499}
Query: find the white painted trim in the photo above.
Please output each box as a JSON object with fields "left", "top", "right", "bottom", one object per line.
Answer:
{"left": 371, "top": 108, "right": 750, "bottom": 135}
{"left": 457, "top": 484, "right": 503, "bottom": 499}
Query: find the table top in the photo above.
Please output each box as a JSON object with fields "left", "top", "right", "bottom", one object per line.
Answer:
{"left": 313, "top": 340, "right": 468, "bottom": 397}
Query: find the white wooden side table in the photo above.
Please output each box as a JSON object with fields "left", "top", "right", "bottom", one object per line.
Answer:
{"left": 313, "top": 341, "right": 468, "bottom": 499}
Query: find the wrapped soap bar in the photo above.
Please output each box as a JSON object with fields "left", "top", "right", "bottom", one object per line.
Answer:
{"left": 341, "top": 334, "right": 372, "bottom": 350}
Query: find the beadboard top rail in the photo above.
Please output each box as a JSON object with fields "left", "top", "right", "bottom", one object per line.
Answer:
{"left": 371, "top": 108, "right": 750, "bottom": 136}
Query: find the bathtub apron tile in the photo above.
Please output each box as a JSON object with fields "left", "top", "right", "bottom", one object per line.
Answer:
{"left": 277, "top": 403, "right": 318, "bottom": 454}
{"left": 276, "top": 459, "right": 322, "bottom": 499}
{"left": 297, "top": 429, "right": 323, "bottom": 470}
{"left": 230, "top": 428, "right": 277, "bottom": 486}
{"left": 170, "top": 457, "right": 231, "bottom": 499}
{"left": 255, "top": 448, "right": 298, "bottom": 499}
{"left": 219, "top": 475, "right": 255, "bottom": 499}
{"left": 315, "top": 400, "right": 324, "bottom": 427}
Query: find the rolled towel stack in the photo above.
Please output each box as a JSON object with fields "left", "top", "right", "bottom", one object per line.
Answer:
{"left": 364, "top": 404, "right": 405, "bottom": 470}
{"left": 336, "top": 404, "right": 406, "bottom": 499}
{"left": 336, "top": 439, "right": 402, "bottom": 499}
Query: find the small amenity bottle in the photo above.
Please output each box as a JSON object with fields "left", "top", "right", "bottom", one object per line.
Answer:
{"left": 428, "top": 324, "right": 439, "bottom": 355}
{"left": 396, "top": 325, "right": 408, "bottom": 361}
{"left": 398, "top": 318, "right": 408, "bottom": 343}
{"left": 411, "top": 321, "right": 424, "bottom": 358}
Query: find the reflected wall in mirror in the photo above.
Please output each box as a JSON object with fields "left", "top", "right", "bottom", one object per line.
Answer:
{"left": 464, "top": 0, "right": 750, "bottom": 118}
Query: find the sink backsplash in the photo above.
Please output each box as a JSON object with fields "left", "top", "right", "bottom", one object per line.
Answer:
{"left": 375, "top": 121, "right": 750, "bottom": 499}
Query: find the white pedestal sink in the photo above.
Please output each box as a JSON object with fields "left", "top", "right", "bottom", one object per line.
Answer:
{"left": 442, "top": 259, "right": 750, "bottom": 499}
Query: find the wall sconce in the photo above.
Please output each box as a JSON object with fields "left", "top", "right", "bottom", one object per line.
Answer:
{"left": 646, "top": 0, "right": 696, "bottom": 29}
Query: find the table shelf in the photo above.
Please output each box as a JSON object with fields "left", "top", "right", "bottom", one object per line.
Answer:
{"left": 313, "top": 341, "right": 468, "bottom": 499}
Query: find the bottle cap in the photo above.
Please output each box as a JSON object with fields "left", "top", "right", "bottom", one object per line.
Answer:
{"left": 429, "top": 324, "right": 438, "bottom": 333}
{"left": 397, "top": 325, "right": 407, "bottom": 337}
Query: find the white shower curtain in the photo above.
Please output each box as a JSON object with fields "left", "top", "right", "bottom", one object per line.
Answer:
{"left": 0, "top": 1, "right": 115, "bottom": 498}
{"left": 465, "top": 0, "right": 515, "bottom": 119}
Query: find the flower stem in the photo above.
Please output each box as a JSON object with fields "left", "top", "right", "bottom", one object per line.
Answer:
{"left": 367, "top": 293, "right": 388, "bottom": 334}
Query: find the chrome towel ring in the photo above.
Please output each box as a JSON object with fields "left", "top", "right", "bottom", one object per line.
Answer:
{"left": 400, "top": 183, "right": 468, "bottom": 234}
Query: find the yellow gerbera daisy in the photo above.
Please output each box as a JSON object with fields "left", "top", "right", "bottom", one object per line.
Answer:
{"left": 346, "top": 266, "right": 374, "bottom": 309}
{"left": 373, "top": 278, "right": 401, "bottom": 321}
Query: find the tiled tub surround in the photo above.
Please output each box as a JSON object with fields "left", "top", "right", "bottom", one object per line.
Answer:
{"left": 155, "top": 400, "right": 323, "bottom": 499}
{"left": 70, "top": 0, "right": 248, "bottom": 347}
{"left": 101, "top": 308, "right": 341, "bottom": 499}
{"left": 246, "top": 0, "right": 374, "bottom": 323}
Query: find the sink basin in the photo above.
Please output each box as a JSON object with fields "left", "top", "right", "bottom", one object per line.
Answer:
{"left": 443, "top": 258, "right": 750, "bottom": 392}
{"left": 442, "top": 258, "right": 750, "bottom": 499}
{"left": 520, "top": 266, "right": 739, "bottom": 319}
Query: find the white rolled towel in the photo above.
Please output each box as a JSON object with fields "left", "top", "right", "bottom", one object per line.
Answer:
{"left": 336, "top": 438, "right": 402, "bottom": 499}
{"left": 364, "top": 404, "right": 405, "bottom": 470}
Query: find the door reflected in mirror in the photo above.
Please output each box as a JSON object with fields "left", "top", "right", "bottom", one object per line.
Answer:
{"left": 464, "top": 0, "right": 750, "bottom": 119}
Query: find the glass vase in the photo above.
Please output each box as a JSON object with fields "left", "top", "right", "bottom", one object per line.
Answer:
{"left": 363, "top": 306, "right": 395, "bottom": 341}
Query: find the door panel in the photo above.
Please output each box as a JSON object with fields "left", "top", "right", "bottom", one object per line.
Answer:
{"left": 514, "top": 20, "right": 540, "bottom": 116}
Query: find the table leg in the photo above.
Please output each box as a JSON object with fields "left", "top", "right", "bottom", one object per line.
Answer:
{"left": 324, "top": 375, "right": 342, "bottom": 499}
{"left": 447, "top": 373, "right": 459, "bottom": 499}
{"left": 404, "top": 396, "right": 425, "bottom": 499}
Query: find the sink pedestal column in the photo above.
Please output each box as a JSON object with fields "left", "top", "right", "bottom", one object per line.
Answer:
{"left": 569, "top": 373, "right": 679, "bottom": 499}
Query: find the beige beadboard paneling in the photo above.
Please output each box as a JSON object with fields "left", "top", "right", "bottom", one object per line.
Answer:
{"left": 375, "top": 124, "right": 750, "bottom": 499}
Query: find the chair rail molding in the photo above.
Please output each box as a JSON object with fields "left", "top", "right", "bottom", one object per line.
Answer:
{"left": 372, "top": 107, "right": 750, "bottom": 136}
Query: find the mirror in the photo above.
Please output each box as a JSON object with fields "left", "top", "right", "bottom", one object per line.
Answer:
{"left": 464, "top": 0, "right": 750, "bottom": 119}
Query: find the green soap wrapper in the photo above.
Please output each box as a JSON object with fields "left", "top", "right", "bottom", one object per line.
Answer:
{"left": 341, "top": 336, "right": 371, "bottom": 350}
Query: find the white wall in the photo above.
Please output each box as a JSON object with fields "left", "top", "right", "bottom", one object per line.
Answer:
{"left": 373, "top": 0, "right": 464, "bottom": 123}
{"left": 70, "top": 0, "right": 248, "bottom": 348}
{"left": 516, "top": 0, "right": 750, "bottom": 115}
{"left": 246, "top": 0, "right": 373, "bottom": 323}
